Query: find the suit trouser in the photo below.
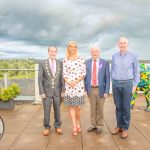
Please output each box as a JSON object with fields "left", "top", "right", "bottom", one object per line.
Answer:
{"left": 112, "top": 80, "right": 133, "bottom": 130}
{"left": 89, "top": 87, "right": 105, "bottom": 129}
{"left": 42, "top": 96, "right": 62, "bottom": 129}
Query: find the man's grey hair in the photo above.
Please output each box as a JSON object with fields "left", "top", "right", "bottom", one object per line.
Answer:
{"left": 118, "top": 37, "right": 129, "bottom": 44}
{"left": 90, "top": 46, "right": 100, "bottom": 52}
{"left": 48, "top": 46, "right": 57, "bottom": 52}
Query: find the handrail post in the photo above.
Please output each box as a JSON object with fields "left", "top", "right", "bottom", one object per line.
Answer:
{"left": 4, "top": 73, "right": 8, "bottom": 88}
{"left": 34, "top": 64, "right": 42, "bottom": 104}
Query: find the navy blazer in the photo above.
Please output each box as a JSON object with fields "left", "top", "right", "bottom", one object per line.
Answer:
{"left": 85, "top": 58, "right": 110, "bottom": 97}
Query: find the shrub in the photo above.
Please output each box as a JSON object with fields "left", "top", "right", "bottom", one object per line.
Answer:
{"left": 0, "top": 84, "right": 20, "bottom": 101}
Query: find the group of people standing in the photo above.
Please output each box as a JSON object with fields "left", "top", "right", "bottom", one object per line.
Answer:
{"left": 38, "top": 37, "right": 140, "bottom": 139}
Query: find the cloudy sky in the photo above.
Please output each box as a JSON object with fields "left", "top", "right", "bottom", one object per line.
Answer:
{"left": 0, "top": 0, "right": 149, "bottom": 60}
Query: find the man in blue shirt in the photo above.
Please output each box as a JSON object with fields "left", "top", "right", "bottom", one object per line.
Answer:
{"left": 111, "top": 37, "right": 140, "bottom": 138}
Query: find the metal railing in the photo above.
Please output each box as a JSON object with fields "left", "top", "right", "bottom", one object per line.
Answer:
{"left": 0, "top": 64, "right": 42, "bottom": 104}
{"left": 0, "top": 63, "right": 150, "bottom": 103}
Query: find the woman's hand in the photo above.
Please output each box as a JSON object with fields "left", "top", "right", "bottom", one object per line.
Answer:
{"left": 65, "top": 77, "right": 83, "bottom": 88}
{"left": 68, "top": 81, "right": 76, "bottom": 88}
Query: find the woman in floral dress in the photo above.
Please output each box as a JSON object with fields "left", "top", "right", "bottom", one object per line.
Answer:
{"left": 63, "top": 41, "right": 86, "bottom": 136}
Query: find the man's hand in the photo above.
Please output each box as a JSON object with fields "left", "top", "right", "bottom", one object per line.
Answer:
{"left": 104, "top": 93, "right": 108, "bottom": 98}
{"left": 132, "top": 86, "right": 137, "bottom": 93}
{"left": 61, "top": 92, "right": 65, "bottom": 97}
{"left": 41, "top": 93, "right": 46, "bottom": 99}
{"left": 84, "top": 91, "right": 87, "bottom": 96}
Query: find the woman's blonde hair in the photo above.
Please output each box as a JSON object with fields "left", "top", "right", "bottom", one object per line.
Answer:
{"left": 66, "top": 41, "right": 78, "bottom": 58}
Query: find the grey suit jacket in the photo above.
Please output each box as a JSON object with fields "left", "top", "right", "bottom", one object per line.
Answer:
{"left": 38, "top": 59, "right": 64, "bottom": 97}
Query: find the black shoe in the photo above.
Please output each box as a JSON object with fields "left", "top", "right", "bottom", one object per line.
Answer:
{"left": 96, "top": 128, "right": 102, "bottom": 134}
{"left": 87, "top": 127, "right": 97, "bottom": 132}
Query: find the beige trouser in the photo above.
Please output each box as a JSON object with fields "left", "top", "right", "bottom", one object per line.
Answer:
{"left": 89, "top": 87, "right": 105, "bottom": 129}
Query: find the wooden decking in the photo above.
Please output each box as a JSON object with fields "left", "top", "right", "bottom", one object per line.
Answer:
{"left": 0, "top": 95, "right": 150, "bottom": 150}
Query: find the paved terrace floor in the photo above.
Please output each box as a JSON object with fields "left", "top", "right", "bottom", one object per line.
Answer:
{"left": 0, "top": 95, "right": 150, "bottom": 150}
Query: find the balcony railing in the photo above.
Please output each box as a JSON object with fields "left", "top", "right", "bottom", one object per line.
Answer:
{"left": 0, "top": 64, "right": 42, "bottom": 104}
{"left": 1, "top": 62, "right": 149, "bottom": 104}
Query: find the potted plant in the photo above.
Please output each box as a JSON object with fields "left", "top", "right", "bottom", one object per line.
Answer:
{"left": 0, "top": 83, "right": 20, "bottom": 109}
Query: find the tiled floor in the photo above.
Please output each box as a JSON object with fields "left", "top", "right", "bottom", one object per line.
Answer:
{"left": 0, "top": 95, "right": 150, "bottom": 150}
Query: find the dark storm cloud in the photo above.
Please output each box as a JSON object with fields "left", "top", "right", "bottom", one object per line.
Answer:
{"left": 0, "top": 0, "right": 150, "bottom": 59}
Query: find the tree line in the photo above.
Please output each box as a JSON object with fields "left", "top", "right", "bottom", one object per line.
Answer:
{"left": 0, "top": 59, "right": 38, "bottom": 78}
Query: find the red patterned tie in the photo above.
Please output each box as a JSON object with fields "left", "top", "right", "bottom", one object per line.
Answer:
{"left": 92, "top": 60, "right": 97, "bottom": 86}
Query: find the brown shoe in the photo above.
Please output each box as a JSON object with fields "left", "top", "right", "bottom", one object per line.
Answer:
{"left": 121, "top": 130, "right": 128, "bottom": 139}
{"left": 43, "top": 129, "right": 50, "bottom": 136}
{"left": 111, "top": 127, "right": 123, "bottom": 135}
{"left": 55, "top": 128, "right": 63, "bottom": 135}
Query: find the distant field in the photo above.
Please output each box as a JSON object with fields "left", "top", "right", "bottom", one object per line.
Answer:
{"left": 0, "top": 59, "right": 150, "bottom": 80}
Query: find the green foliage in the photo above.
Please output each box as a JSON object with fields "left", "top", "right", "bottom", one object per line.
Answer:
{"left": 0, "top": 84, "right": 20, "bottom": 101}
{"left": 0, "top": 59, "right": 37, "bottom": 79}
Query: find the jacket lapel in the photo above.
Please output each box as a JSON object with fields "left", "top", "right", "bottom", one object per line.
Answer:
{"left": 44, "top": 59, "right": 53, "bottom": 78}
{"left": 48, "top": 59, "right": 54, "bottom": 77}
{"left": 89, "top": 59, "right": 92, "bottom": 79}
{"left": 54, "top": 60, "right": 60, "bottom": 78}
{"left": 45, "top": 59, "right": 61, "bottom": 79}
{"left": 98, "top": 58, "right": 103, "bottom": 77}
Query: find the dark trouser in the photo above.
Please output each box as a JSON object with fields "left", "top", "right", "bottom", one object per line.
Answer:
{"left": 112, "top": 80, "right": 133, "bottom": 130}
{"left": 42, "top": 96, "right": 62, "bottom": 129}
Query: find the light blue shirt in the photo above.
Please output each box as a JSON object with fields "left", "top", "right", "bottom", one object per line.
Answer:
{"left": 111, "top": 51, "right": 140, "bottom": 86}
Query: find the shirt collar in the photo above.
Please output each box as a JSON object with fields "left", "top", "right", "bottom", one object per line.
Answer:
{"left": 49, "top": 59, "right": 56, "bottom": 63}
{"left": 92, "top": 58, "right": 99, "bottom": 62}
{"left": 120, "top": 50, "right": 128, "bottom": 56}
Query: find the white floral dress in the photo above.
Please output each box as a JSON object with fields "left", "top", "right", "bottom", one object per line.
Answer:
{"left": 63, "top": 57, "right": 86, "bottom": 106}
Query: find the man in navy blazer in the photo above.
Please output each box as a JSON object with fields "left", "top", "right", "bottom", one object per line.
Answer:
{"left": 85, "top": 47, "right": 110, "bottom": 134}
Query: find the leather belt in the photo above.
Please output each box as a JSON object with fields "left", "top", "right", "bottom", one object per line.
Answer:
{"left": 91, "top": 86, "right": 99, "bottom": 88}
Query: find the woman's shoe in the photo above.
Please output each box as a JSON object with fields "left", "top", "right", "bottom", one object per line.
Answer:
{"left": 72, "top": 126, "right": 77, "bottom": 136}
{"left": 76, "top": 125, "right": 82, "bottom": 133}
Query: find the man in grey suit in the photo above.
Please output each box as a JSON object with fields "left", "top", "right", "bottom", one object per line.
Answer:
{"left": 38, "top": 46, "right": 64, "bottom": 136}
{"left": 85, "top": 47, "right": 110, "bottom": 134}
